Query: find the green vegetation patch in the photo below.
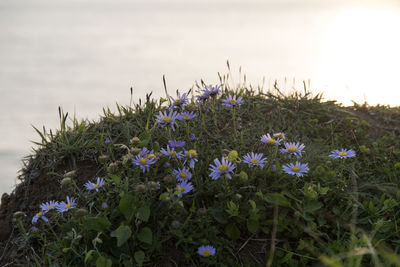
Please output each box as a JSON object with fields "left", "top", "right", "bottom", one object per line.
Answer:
{"left": 2, "top": 81, "right": 400, "bottom": 266}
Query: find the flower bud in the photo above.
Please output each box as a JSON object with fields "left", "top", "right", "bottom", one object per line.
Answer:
{"left": 130, "top": 137, "right": 140, "bottom": 145}
{"left": 136, "top": 184, "right": 146, "bottom": 192}
{"left": 61, "top": 177, "right": 72, "bottom": 186}
{"left": 149, "top": 181, "right": 160, "bottom": 190}
{"left": 163, "top": 175, "right": 175, "bottom": 183}
{"left": 198, "top": 207, "right": 207, "bottom": 215}
{"left": 171, "top": 220, "right": 180, "bottom": 228}
{"left": 130, "top": 147, "right": 141, "bottom": 154}
{"left": 13, "top": 211, "right": 26, "bottom": 218}
{"left": 64, "top": 170, "right": 76, "bottom": 178}
{"left": 107, "top": 162, "right": 119, "bottom": 173}
{"left": 76, "top": 208, "right": 87, "bottom": 216}
{"left": 98, "top": 154, "right": 109, "bottom": 164}
{"left": 101, "top": 202, "right": 108, "bottom": 209}
{"left": 227, "top": 150, "right": 239, "bottom": 161}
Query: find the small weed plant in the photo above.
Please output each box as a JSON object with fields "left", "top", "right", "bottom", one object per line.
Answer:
{"left": 11, "top": 79, "right": 400, "bottom": 266}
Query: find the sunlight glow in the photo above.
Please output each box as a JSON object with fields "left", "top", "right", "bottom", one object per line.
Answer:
{"left": 316, "top": 7, "right": 400, "bottom": 106}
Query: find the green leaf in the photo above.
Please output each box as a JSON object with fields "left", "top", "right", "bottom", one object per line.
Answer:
{"left": 138, "top": 131, "right": 151, "bottom": 148}
{"left": 96, "top": 256, "right": 112, "bottom": 267}
{"left": 84, "top": 250, "right": 95, "bottom": 264}
{"left": 247, "top": 219, "right": 259, "bottom": 233}
{"left": 85, "top": 217, "right": 111, "bottom": 232}
{"left": 304, "top": 200, "right": 323, "bottom": 212}
{"left": 136, "top": 206, "right": 150, "bottom": 222}
{"left": 225, "top": 223, "right": 241, "bottom": 240}
{"left": 134, "top": 250, "right": 145, "bottom": 266}
{"left": 109, "top": 174, "right": 121, "bottom": 185}
{"left": 209, "top": 207, "right": 228, "bottom": 224}
{"left": 119, "top": 194, "right": 135, "bottom": 222}
{"left": 265, "top": 193, "right": 290, "bottom": 207}
{"left": 111, "top": 225, "right": 132, "bottom": 247}
{"left": 137, "top": 227, "right": 152, "bottom": 244}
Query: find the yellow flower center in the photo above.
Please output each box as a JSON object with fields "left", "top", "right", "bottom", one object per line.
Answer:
{"left": 250, "top": 159, "right": 259, "bottom": 164}
{"left": 202, "top": 250, "right": 211, "bottom": 256}
{"left": 288, "top": 146, "right": 297, "bottom": 153}
{"left": 139, "top": 158, "right": 147, "bottom": 165}
{"left": 65, "top": 203, "right": 71, "bottom": 209}
{"left": 267, "top": 139, "right": 276, "bottom": 145}
{"left": 174, "top": 99, "right": 181, "bottom": 103}
{"left": 48, "top": 205, "right": 53, "bottom": 209}
{"left": 179, "top": 172, "right": 187, "bottom": 179}
{"left": 338, "top": 152, "right": 347, "bottom": 157}
{"left": 218, "top": 165, "right": 228, "bottom": 172}
{"left": 292, "top": 166, "right": 300, "bottom": 172}
{"left": 187, "top": 149, "right": 197, "bottom": 157}
{"left": 148, "top": 154, "right": 156, "bottom": 159}
{"left": 93, "top": 184, "right": 99, "bottom": 188}
{"left": 163, "top": 116, "right": 171, "bottom": 122}
{"left": 229, "top": 100, "right": 237, "bottom": 105}
{"left": 177, "top": 186, "right": 184, "bottom": 193}
{"left": 37, "top": 212, "right": 43, "bottom": 217}
{"left": 183, "top": 115, "right": 191, "bottom": 120}
{"left": 168, "top": 151, "right": 176, "bottom": 156}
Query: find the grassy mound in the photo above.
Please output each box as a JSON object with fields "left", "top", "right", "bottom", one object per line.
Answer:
{"left": 1, "top": 81, "right": 400, "bottom": 266}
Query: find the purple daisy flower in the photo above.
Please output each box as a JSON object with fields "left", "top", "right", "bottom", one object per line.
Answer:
{"left": 329, "top": 149, "right": 356, "bottom": 159}
{"left": 155, "top": 110, "right": 179, "bottom": 131}
{"left": 184, "top": 149, "right": 198, "bottom": 168}
{"left": 260, "top": 133, "right": 282, "bottom": 146}
{"left": 280, "top": 142, "right": 305, "bottom": 158}
{"left": 40, "top": 200, "right": 59, "bottom": 214}
{"left": 202, "top": 85, "right": 220, "bottom": 97}
{"left": 56, "top": 196, "right": 77, "bottom": 213}
{"left": 222, "top": 95, "right": 244, "bottom": 108}
{"left": 170, "top": 91, "right": 189, "bottom": 109}
{"left": 190, "top": 134, "right": 196, "bottom": 141}
{"left": 242, "top": 152, "right": 267, "bottom": 168}
{"left": 32, "top": 211, "right": 49, "bottom": 224}
{"left": 282, "top": 161, "right": 309, "bottom": 177}
{"left": 168, "top": 140, "right": 186, "bottom": 148}
{"left": 84, "top": 177, "right": 106, "bottom": 192}
{"left": 160, "top": 145, "right": 184, "bottom": 160}
{"left": 177, "top": 111, "right": 197, "bottom": 121}
{"left": 132, "top": 154, "right": 157, "bottom": 173}
{"left": 173, "top": 167, "right": 192, "bottom": 182}
{"left": 197, "top": 245, "right": 216, "bottom": 257}
{"left": 175, "top": 180, "right": 194, "bottom": 198}
{"left": 209, "top": 157, "right": 235, "bottom": 180}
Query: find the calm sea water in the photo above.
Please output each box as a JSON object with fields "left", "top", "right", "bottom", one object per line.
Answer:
{"left": 0, "top": 0, "right": 399, "bottom": 195}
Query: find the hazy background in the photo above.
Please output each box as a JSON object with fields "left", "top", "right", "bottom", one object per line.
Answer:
{"left": 1, "top": 0, "right": 399, "bottom": 195}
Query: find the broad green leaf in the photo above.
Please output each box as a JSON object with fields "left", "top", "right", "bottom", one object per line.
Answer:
{"left": 225, "top": 223, "right": 240, "bottom": 240}
{"left": 138, "top": 131, "right": 151, "bottom": 148}
{"left": 136, "top": 206, "right": 150, "bottom": 222}
{"left": 265, "top": 193, "right": 290, "bottom": 207}
{"left": 247, "top": 219, "right": 259, "bottom": 233}
{"left": 109, "top": 174, "right": 121, "bottom": 185}
{"left": 209, "top": 207, "right": 228, "bottom": 224}
{"left": 84, "top": 250, "right": 95, "bottom": 264}
{"left": 111, "top": 225, "right": 132, "bottom": 247}
{"left": 85, "top": 217, "right": 111, "bottom": 232}
{"left": 96, "top": 256, "right": 112, "bottom": 267}
{"left": 304, "top": 200, "right": 323, "bottom": 212}
{"left": 137, "top": 227, "right": 152, "bottom": 244}
{"left": 134, "top": 250, "right": 145, "bottom": 266}
{"left": 119, "top": 194, "right": 135, "bottom": 221}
